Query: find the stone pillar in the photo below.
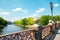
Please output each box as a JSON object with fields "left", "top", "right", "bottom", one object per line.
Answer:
{"left": 35, "top": 26, "right": 43, "bottom": 40}
{"left": 48, "top": 20, "right": 55, "bottom": 34}
{"left": 34, "top": 18, "right": 43, "bottom": 40}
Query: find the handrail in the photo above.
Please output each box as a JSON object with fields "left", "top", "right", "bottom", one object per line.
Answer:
{"left": 0, "top": 29, "right": 36, "bottom": 37}
{"left": 0, "top": 22, "right": 60, "bottom": 40}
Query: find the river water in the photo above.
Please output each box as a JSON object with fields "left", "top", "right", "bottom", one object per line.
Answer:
{"left": 0, "top": 24, "right": 23, "bottom": 35}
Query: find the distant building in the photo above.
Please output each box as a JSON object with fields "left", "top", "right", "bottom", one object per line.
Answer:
{"left": 34, "top": 18, "right": 39, "bottom": 24}
{"left": 33, "top": 18, "right": 39, "bottom": 27}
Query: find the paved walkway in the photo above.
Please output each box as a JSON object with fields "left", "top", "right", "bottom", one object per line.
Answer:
{"left": 54, "top": 27, "right": 60, "bottom": 40}
{"left": 44, "top": 26, "right": 60, "bottom": 40}
{"left": 50, "top": 26, "right": 60, "bottom": 40}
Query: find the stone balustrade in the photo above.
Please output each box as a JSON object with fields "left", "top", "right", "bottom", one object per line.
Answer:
{"left": 0, "top": 22, "right": 60, "bottom": 40}
{"left": 0, "top": 29, "right": 36, "bottom": 40}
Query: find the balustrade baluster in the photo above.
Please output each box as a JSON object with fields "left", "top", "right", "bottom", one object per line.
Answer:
{"left": 2, "top": 36, "right": 6, "bottom": 40}
{"left": 0, "top": 23, "right": 59, "bottom": 40}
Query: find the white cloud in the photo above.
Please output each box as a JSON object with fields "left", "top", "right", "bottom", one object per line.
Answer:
{"left": 36, "top": 8, "right": 45, "bottom": 13}
{"left": 12, "top": 8, "right": 22, "bottom": 11}
{"left": 0, "top": 11, "right": 10, "bottom": 15}
{"left": 11, "top": 17, "right": 20, "bottom": 22}
{"left": 23, "top": 10, "right": 28, "bottom": 14}
{"left": 4, "top": 17, "right": 20, "bottom": 22}
{"left": 33, "top": 14, "right": 38, "bottom": 17}
{"left": 12, "top": 8, "right": 28, "bottom": 14}
{"left": 54, "top": 3, "right": 59, "bottom": 7}
{"left": 29, "top": 8, "right": 45, "bottom": 17}
{"left": 29, "top": 14, "right": 39, "bottom": 17}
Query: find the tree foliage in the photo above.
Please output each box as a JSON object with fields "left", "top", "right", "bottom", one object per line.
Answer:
{"left": 39, "top": 15, "right": 51, "bottom": 26}
{"left": 14, "top": 15, "right": 60, "bottom": 26}
{"left": 53, "top": 15, "right": 60, "bottom": 22}
{"left": 26, "top": 17, "right": 34, "bottom": 25}
{"left": 0, "top": 17, "right": 7, "bottom": 26}
{"left": 14, "top": 17, "right": 34, "bottom": 26}
{"left": 39, "top": 15, "right": 60, "bottom": 26}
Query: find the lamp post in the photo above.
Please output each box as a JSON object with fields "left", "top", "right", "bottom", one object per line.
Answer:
{"left": 50, "top": 1, "right": 55, "bottom": 34}
{"left": 50, "top": 1, "right": 53, "bottom": 20}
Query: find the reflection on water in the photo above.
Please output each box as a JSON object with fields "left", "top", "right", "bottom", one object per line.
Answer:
{"left": 0, "top": 24, "right": 23, "bottom": 35}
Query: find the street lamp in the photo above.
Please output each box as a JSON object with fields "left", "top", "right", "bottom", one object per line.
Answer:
{"left": 48, "top": 1, "right": 54, "bottom": 25}
{"left": 50, "top": 1, "right": 53, "bottom": 20}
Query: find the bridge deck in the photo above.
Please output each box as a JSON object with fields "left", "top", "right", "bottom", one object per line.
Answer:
{"left": 54, "top": 26, "right": 60, "bottom": 40}
{"left": 44, "top": 26, "right": 60, "bottom": 40}
{"left": 49, "top": 26, "right": 60, "bottom": 40}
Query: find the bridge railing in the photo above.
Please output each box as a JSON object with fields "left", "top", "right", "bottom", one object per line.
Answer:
{"left": 35, "top": 22, "right": 60, "bottom": 40}
{"left": 0, "top": 22, "right": 60, "bottom": 40}
{"left": 0, "top": 29, "right": 36, "bottom": 40}
{"left": 42, "top": 22, "right": 60, "bottom": 39}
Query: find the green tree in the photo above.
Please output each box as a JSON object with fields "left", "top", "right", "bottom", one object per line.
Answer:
{"left": 14, "top": 18, "right": 27, "bottom": 29}
{"left": 53, "top": 15, "right": 60, "bottom": 22}
{"left": 39, "top": 15, "right": 51, "bottom": 26}
{"left": 14, "top": 17, "right": 34, "bottom": 26}
{"left": 0, "top": 17, "right": 8, "bottom": 26}
{"left": 0, "top": 17, "right": 4, "bottom": 25}
{"left": 27, "top": 17, "right": 34, "bottom": 25}
{"left": 22, "top": 18, "right": 27, "bottom": 27}
{"left": 14, "top": 21, "right": 20, "bottom": 26}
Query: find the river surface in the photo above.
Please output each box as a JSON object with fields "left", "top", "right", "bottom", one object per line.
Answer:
{"left": 0, "top": 24, "right": 23, "bottom": 35}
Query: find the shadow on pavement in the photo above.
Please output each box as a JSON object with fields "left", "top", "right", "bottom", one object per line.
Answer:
{"left": 44, "top": 26, "right": 60, "bottom": 40}
{"left": 49, "top": 26, "right": 60, "bottom": 40}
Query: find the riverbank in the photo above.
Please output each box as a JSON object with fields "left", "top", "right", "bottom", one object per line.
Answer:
{"left": 14, "top": 24, "right": 38, "bottom": 30}
{"left": 0, "top": 25, "right": 4, "bottom": 30}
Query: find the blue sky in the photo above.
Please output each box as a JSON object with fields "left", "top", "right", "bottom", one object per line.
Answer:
{"left": 0, "top": 0, "right": 60, "bottom": 22}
